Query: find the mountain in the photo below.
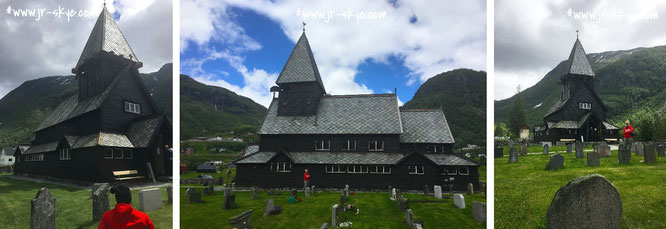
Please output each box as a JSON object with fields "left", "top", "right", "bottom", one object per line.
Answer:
{"left": 495, "top": 45, "right": 666, "bottom": 128}
{"left": 403, "top": 69, "right": 487, "bottom": 148}
{"left": 180, "top": 75, "right": 268, "bottom": 140}
{"left": 0, "top": 63, "right": 173, "bottom": 146}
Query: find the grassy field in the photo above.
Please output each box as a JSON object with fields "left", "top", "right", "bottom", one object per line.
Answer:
{"left": 180, "top": 188, "right": 486, "bottom": 228}
{"left": 0, "top": 174, "right": 172, "bottom": 228}
{"left": 495, "top": 146, "right": 666, "bottom": 228}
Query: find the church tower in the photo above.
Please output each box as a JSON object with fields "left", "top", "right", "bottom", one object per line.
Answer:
{"left": 560, "top": 37, "right": 595, "bottom": 101}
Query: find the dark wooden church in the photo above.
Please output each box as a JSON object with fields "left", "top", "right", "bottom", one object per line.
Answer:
{"left": 234, "top": 32, "right": 480, "bottom": 191}
{"left": 534, "top": 37, "right": 618, "bottom": 146}
{"left": 14, "top": 5, "right": 171, "bottom": 182}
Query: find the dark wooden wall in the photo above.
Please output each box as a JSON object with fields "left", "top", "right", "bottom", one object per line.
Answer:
{"left": 400, "top": 143, "right": 454, "bottom": 154}
{"left": 100, "top": 67, "right": 157, "bottom": 132}
{"left": 260, "top": 134, "right": 401, "bottom": 152}
{"left": 546, "top": 84, "right": 605, "bottom": 122}
{"left": 277, "top": 81, "right": 324, "bottom": 116}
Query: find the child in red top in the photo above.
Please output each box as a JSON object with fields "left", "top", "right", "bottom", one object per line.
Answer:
{"left": 98, "top": 184, "right": 155, "bottom": 229}
{"left": 623, "top": 120, "right": 634, "bottom": 150}
{"left": 304, "top": 169, "right": 311, "bottom": 187}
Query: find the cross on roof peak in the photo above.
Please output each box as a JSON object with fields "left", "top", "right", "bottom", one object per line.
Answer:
{"left": 576, "top": 29, "right": 579, "bottom": 38}
{"left": 303, "top": 21, "right": 306, "bottom": 32}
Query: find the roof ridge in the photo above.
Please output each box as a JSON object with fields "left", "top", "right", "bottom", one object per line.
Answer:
{"left": 75, "top": 5, "right": 138, "bottom": 69}
{"left": 325, "top": 93, "right": 395, "bottom": 98}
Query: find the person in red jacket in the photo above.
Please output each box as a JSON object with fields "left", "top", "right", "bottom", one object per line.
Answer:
{"left": 303, "top": 169, "right": 311, "bottom": 187}
{"left": 623, "top": 120, "right": 634, "bottom": 151}
{"left": 98, "top": 184, "right": 155, "bottom": 229}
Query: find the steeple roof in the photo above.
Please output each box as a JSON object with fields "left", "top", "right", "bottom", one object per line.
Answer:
{"left": 276, "top": 32, "right": 326, "bottom": 92}
{"left": 75, "top": 5, "right": 138, "bottom": 69}
{"left": 563, "top": 38, "right": 595, "bottom": 77}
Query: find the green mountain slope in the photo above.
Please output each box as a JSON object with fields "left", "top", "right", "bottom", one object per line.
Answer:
{"left": 495, "top": 45, "right": 666, "bottom": 128}
{"left": 0, "top": 63, "right": 173, "bottom": 145}
{"left": 180, "top": 75, "right": 268, "bottom": 140}
{"left": 403, "top": 69, "right": 487, "bottom": 148}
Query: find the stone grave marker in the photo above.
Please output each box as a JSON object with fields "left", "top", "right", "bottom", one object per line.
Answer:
{"left": 92, "top": 183, "right": 110, "bottom": 222}
{"left": 575, "top": 141, "right": 584, "bottom": 159}
{"left": 509, "top": 146, "right": 518, "bottom": 163}
{"left": 320, "top": 223, "right": 328, "bottom": 229}
{"left": 223, "top": 190, "right": 235, "bottom": 210}
{"left": 453, "top": 194, "right": 465, "bottom": 208}
{"left": 434, "top": 185, "right": 442, "bottom": 199}
{"left": 263, "top": 199, "right": 274, "bottom": 216}
{"left": 566, "top": 144, "right": 572, "bottom": 154}
{"left": 388, "top": 185, "right": 392, "bottom": 195}
{"left": 618, "top": 149, "right": 631, "bottom": 164}
{"left": 644, "top": 143, "right": 656, "bottom": 163}
{"left": 546, "top": 153, "right": 564, "bottom": 170}
{"left": 405, "top": 209, "right": 414, "bottom": 227}
{"left": 229, "top": 209, "right": 253, "bottom": 229}
{"left": 251, "top": 187, "right": 259, "bottom": 200}
{"left": 344, "top": 184, "right": 350, "bottom": 197}
{"left": 340, "top": 191, "right": 345, "bottom": 206}
{"left": 423, "top": 184, "right": 429, "bottom": 196}
{"left": 543, "top": 144, "right": 549, "bottom": 155}
{"left": 587, "top": 152, "right": 600, "bottom": 167}
{"left": 546, "top": 174, "right": 622, "bottom": 229}
{"left": 305, "top": 187, "right": 311, "bottom": 197}
{"left": 631, "top": 141, "right": 637, "bottom": 153}
{"left": 635, "top": 142, "right": 644, "bottom": 156}
{"left": 391, "top": 188, "right": 397, "bottom": 200}
{"left": 31, "top": 188, "right": 56, "bottom": 229}
{"left": 311, "top": 185, "right": 316, "bottom": 195}
{"left": 658, "top": 143, "right": 665, "bottom": 157}
{"left": 217, "top": 177, "right": 225, "bottom": 185}
{"left": 598, "top": 142, "right": 611, "bottom": 157}
{"left": 519, "top": 144, "right": 528, "bottom": 156}
{"left": 467, "top": 183, "right": 474, "bottom": 194}
{"left": 291, "top": 189, "right": 298, "bottom": 198}
{"left": 494, "top": 147, "right": 504, "bottom": 158}
{"left": 186, "top": 188, "right": 201, "bottom": 203}
{"left": 139, "top": 188, "right": 163, "bottom": 212}
{"left": 332, "top": 204, "right": 339, "bottom": 227}
{"left": 473, "top": 201, "right": 486, "bottom": 223}
{"left": 167, "top": 186, "right": 173, "bottom": 204}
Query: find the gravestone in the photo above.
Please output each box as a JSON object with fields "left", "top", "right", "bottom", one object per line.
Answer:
{"left": 320, "top": 223, "right": 328, "bottom": 229}
{"left": 509, "top": 146, "right": 518, "bottom": 163}
{"left": 494, "top": 147, "right": 504, "bottom": 158}
{"left": 543, "top": 144, "right": 549, "bottom": 155}
{"left": 263, "top": 199, "right": 274, "bottom": 216}
{"left": 138, "top": 188, "right": 163, "bottom": 212}
{"left": 312, "top": 185, "right": 316, "bottom": 195}
{"left": 509, "top": 140, "right": 517, "bottom": 149}
{"left": 546, "top": 153, "right": 564, "bottom": 170}
{"left": 434, "top": 185, "right": 442, "bottom": 199}
{"left": 391, "top": 188, "right": 397, "bottom": 200}
{"left": 223, "top": 190, "right": 236, "bottom": 210}
{"left": 423, "top": 184, "right": 429, "bottom": 196}
{"left": 405, "top": 209, "right": 414, "bottom": 227}
{"left": 467, "top": 183, "right": 474, "bottom": 194}
{"left": 453, "top": 194, "right": 465, "bottom": 209}
{"left": 167, "top": 186, "right": 173, "bottom": 204}
{"left": 598, "top": 142, "right": 611, "bottom": 157}
{"left": 657, "top": 143, "right": 665, "bottom": 156}
{"left": 92, "top": 183, "right": 110, "bottom": 222}
{"left": 473, "top": 201, "right": 486, "bottom": 223}
{"left": 519, "top": 144, "right": 528, "bottom": 156}
{"left": 566, "top": 144, "right": 572, "bottom": 154}
{"left": 229, "top": 209, "right": 253, "bottom": 229}
{"left": 340, "top": 191, "right": 346, "bottom": 206}
{"left": 251, "top": 187, "right": 259, "bottom": 200}
{"left": 618, "top": 149, "right": 631, "bottom": 164}
{"left": 396, "top": 189, "right": 407, "bottom": 209}
{"left": 305, "top": 187, "right": 311, "bottom": 197}
{"left": 635, "top": 142, "right": 644, "bottom": 156}
{"left": 344, "top": 185, "right": 350, "bottom": 197}
{"left": 203, "top": 186, "right": 214, "bottom": 195}
{"left": 575, "top": 141, "right": 584, "bottom": 159}
{"left": 546, "top": 174, "right": 622, "bottom": 229}
{"left": 388, "top": 185, "right": 392, "bottom": 195}
{"left": 186, "top": 188, "right": 201, "bottom": 203}
{"left": 644, "top": 143, "right": 656, "bottom": 163}
{"left": 332, "top": 204, "right": 339, "bottom": 227}
{"left": 31, "top": 188, "right": 56, "bottom": 229}
{"left": 587, "top": 152, "right": 600, "bottom": 167}
{"left": 291, "top": 189, "right": 298, "bottom": 198}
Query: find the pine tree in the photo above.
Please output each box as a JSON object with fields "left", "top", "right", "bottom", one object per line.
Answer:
{"left": 508, "top": 85, "right": 527, "bottom": 139}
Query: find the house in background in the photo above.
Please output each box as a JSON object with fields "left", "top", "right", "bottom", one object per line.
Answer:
{"left": 0, "top": 147, "right": 16, "bottom": 167}
{"left": 14, "top": 4, "right": 171, "bottom": 182}
{"left": 234, "top": 32, "right": 480, "bottom": 191}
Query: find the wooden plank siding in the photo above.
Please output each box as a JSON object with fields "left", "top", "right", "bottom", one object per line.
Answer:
{"left": 260, "top": 134, "right": 402, "bottom": 152}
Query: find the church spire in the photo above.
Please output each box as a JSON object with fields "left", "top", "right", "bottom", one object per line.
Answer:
{"left": 73, "top": 4, "right": 140, "bottom": 73}
{"left": 563, "top": 35, "right": 595, "bottom": 78}
{"left": 275, "top": 31, "right": 326, "bottom": 93}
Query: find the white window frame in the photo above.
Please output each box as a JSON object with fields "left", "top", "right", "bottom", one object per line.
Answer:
{"left": 458, "top": 167, "right": 469, "bottom": 175}
{"left": 427, "top": 145, "right": 439, "bottom": 153}
{"left": 326, "top": 165, "right": 346, "bottom": 173}
{"left": 347, "top": 165, "right": 368, "bottom": 173}
{"left": 342, "top": 140, "right": 356, "bottom": 151}
{"left": 368, "top": 140, "right": 384, "bottom": 151}
{"left": 59, "top": 148, "right": 71, "bottom": 160}
{"left": 369, "top": 165, "right": 391, "bottom": 174}
{"left": 124, "top": 101, "right": 141, "bottom": 114}
{"left": 579, "top": 102, "right": 591, "bottom": 110}
{"left": 447, "top": 167, "right": 457, "bottom": 175}
{"left": 272, "top": 162, "right": 291, "bottom": 172}
{"left": 408, "top": 165, "right": 425, "bottom": 175}
{"left": 124, "top": 149, "right": 133, "bottom": 159}
{"left": 113, "top": 148, "right": 123, "bottom": 159}
{"left": 315, "top": 140, "right": 330, "bottom": 151}
{"left": 104, "top": 149, "right": 113, "bottom": 159}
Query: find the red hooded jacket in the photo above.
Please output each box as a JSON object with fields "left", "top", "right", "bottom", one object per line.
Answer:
{"left": 98, "top": 203, "right": 155, "bottom": 229}
{"left": 623, "top": 125, "right": 634, "bottom": 139}
{"left": 304, "top": 172, "right": 310, "bottom": 181}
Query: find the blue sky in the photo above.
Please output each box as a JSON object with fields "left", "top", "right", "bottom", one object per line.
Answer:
{"left": 180, "top": 0, "right": 486, "bottom": 107}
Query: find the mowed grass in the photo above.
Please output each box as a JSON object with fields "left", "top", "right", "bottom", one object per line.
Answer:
{"left": 495, "top": 146, "right": 666, "bottom": 228}
{"left": 0, "top": 174, "right": 172, "bottom": 228}
{"left": 180, "top": 188, "right": 486, "bottom": 229}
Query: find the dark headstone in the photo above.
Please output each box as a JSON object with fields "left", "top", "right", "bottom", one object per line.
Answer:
{"left": 546, "top": 174, "right": 622, "bottom": 229}
{"left": 216, "top": 177, "right": 225, "bottom": 185}
{"left": 388, "top": 185, "right": 392, "bottom": 195}
{"left": 509, "top": 146, "right": 518, "bottom": 163}
{"left": 263, "top": 199, "right": 274, "bottom": 216}
{"left": 587, "top": 152, "right": 600, "bottom": 166}
{"left": 223, "top": 194, "right": 236, "bottom": 210}
{"left": 186, "top": 188, "right": 201, "bottom": 203}
{"left": 598, "top": 142, "right": 611, "bottom": 157}
{"left": 423, "top": 184, "right": 429, "bottom": 196}
{"left": 340, "top": 191, "right": 345, "bottom": 206}
{"left": 657, "top": 143, "right": 665, "bottom": 157}
{"left": 644, "top": 143, "right": 656, "bottom": 163}
{"left": 618, "top": 149, "right": 631, "bottom": 164}
{"left": 251, "top": 187, "right": 259, "bottom": 200}
{"left": 519, "top": 144, "right": 528, "bottom": 156}
{"left": 467, "top": 183, "right": 474, "bottom": 194}
{"left": 92, "top": 183, "right": 110, "bottom": 222}
{"left": 291, "top": 189, "right": 298, "bottom": 198}
{"left": 494, "top": 147, "right": 504, "bottom": 158}
{"left": 473, "top": 201, "right": 486, "bottom": 223}
{"left": 31, "top": 188, "right": 56, "bottom": 229}
{"left": 575, "top": 141, "right": 584, "bottom": 159}
{"left": 229, "top": 209, "right": 253, "bottom": 229}
{"left": 543, "top": 144, "right": 549, "bottom": 155}
{"left": 546, "top": 153, "right": 564, "bottom": 170}
{"left": 566, "top": 144, "right": 572, "bottom": 154}
{"left": 167, "top": 186, "right": 173, "bottom": 204}
{"left": 635, "top": 142, "right": 644, "bottom": 156}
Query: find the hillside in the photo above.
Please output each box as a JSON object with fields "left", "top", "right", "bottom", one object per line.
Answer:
{"left": 180, "top": 75, "right": 268, "bottom": 140}
{"left": 403, "top": 69, "right": 487, "bottom": 148}
{"left": 0, "top": 63, "right": 173, "bottom": 146}
{"left": 495, "top": 45, "right": 666, "bottom": 128}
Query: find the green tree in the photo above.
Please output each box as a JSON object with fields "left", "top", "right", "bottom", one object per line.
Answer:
{"left": 507, "top": 85, "right": 527, "bottom": 139}
{"left": 495, "top": 122, "right": 509, "bottom": 137}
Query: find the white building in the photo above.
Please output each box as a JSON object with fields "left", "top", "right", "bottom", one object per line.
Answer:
{"left": 0, "top": 147, "right": 16, "bottom": 167}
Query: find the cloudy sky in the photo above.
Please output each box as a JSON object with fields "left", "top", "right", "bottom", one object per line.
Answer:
{"left": 180, "top": 0, "right": 486, "bottom": 107}
{"left": 0, "top": 0, "right": 172, "bottom": 98}
{"left": 495, "top": 0, "right": 666, "bottom": 100}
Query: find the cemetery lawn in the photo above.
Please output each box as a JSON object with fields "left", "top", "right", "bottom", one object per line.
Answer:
{"left": 0, "top": 174, "right": 172, "bottom": 228}
{"left": 495, "top": 147, "right": 666, "bottom": 228}
{"left": 180, "top": 188, "right": 486, "bottom": 228}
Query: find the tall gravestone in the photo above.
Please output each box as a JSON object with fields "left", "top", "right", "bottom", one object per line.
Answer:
{"left": 546, "top": 174, "right": 622, "bottom": 229}
{"left": 139, "top": 188, "right": 163, "bottom": 212}
{"left": 467, "top": 183, "right": 474, "bottom": 195}
{"left": 31, "top": 188, "right": 56, "bottom": 229}
{"left": 587, "top": 152, "right": 600, "bottom": 167}
{"left": 546, "top": 153, "right": 564, "bottom": 170}
{"left": 434, "top": 185, "right": 442, "bottom": 199}
{"left": 644, "top": 143, "right": 656, "bottom": 163}
{"left": 223, "top": 189, "right": 235, "bottom": 210}
{"left": 519, "top": 144, "right": 528, "bottom": 156}
{"left": 405, "top": 209, "right": 414, "bottom": 227}
{"left": 618, "top": 149, "right": 631, "bottom": 164}
{"left": 186, "top": 188, "right": 201, "bottom": 203}
{"left": 657, "top": 143, "right": 665, "bottom": 157}
{"left": 305, "top": 187, "right": 311, "bottom": 197}
{"left": 635, "top": 142, "right": 644, "bottom": 156}
{"left": 575, "top": 141, "right": 584, "bottom": 159}
{"left": 167, "top": 186, "right": 173, "bottom": 204}
{"left": 263, "top": 199, "right": 274, "bottom": 217}
{"left": 543, "top": 144, "right": 549, "bottom": 155}
{"left": 251, "top": 187, "right": 259, "bottom": 200}
{"left": 311, "top": 185, "right": 316, "bottom": 195}
{"left": 331, "top": 204, "right": 339, "bottom": 227}
{"left": 92, "top": 183, "right": 110, "bottom": 222}
{"left": 509, "top": 146, "right": 518, "bottom": 163}
{"left": 494, "top": 147, "right": 504, "bottom": 158}
{"left": 423, "top": 184, "right": 429, "bottom": 196}
{"left": 344, "top": 185, "right": 350, "bottom": 197}
{"left": 473, "top": 201, "right": 486, "bottom": 223}
{"left": 229, "top": 210, "right": 253, "bottom": 229}
{"left": 566, "top": 144, "right": 572, "bottom": 154}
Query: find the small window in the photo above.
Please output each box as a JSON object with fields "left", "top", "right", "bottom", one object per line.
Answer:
{"left": 113, "top": 148, "right": 123, "bottom": 159}
{"left": 124, "top": 101, "right": 141, "bottom": 114}
{"left": 348, "top": 165, "right": 368, "bottom": 173}
{"left": 342, "top": 140, "right": 356, "bottom": 151}
{"left": 458, "top": 167, "right": 469, "bottom": 175}
{"left": 124, "top": 149, "right": 133, "bottom": 159}
{"left": 408, "top": 165, "right": 425, "bottom": 175}
{"left": 271, "top": 162, "right": 291, "bottom": 172}
{"left": 426, "top": 145, "right": 439, "bottom": 153}
{"left": 59, "top": 148, "right": 71, "bottom": 160}
{"left": 447, "top": 167, "right": 457, "bottom": 175}
{"left": 104, "top": 149, "right": 113, "bottom": 159}
{"left": 326, "top": 165, "right": 346, "bottom": 173}
{"left": 315, "top": 140, "right": 330, "bottom": 151}
{"left": 368, "top": 140, "right": 384, "bottom": 151}
{"left": 370, "top": 165, "right": 391, "bottom": 174}
{"left": 579, "top": 102, "right": 591, "bottom": 110}
{"left": 8, "top": 158, "right": 12, "bottom": 162}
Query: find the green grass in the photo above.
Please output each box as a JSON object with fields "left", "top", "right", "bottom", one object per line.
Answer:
{"left": 495, "top": 146, "right": 666, "bottom": 228}
{"left": 180, "top": 188, "right": 485, "bottom": 228}
{"left": 0, "top": 174, "right": 172, "bottom": 228}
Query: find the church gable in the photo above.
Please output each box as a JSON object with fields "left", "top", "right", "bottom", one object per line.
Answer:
{"left": 100, "top": 66, "right": 158, "bottom": 132}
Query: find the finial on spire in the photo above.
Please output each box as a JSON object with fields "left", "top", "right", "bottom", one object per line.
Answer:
{"left": 303, "top": 21, "right": 306, "bottom": 32}
{"left": 576, "top": 29, "right": 579, "bottom": 38}
{"left": 103, "top": 0, "right": 106, "bottom": 6}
